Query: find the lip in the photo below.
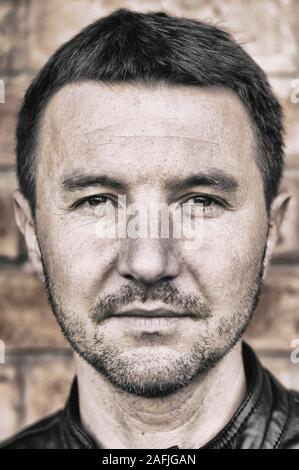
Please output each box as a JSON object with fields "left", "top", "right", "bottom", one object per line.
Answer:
{"left": 114, "top": 308, "right": 190, "bottom": 318}
{"left": 113, "top": 315, "right": 188, "bottom": 330}
{"left": 112, "top": 308, "right": 191, "bottom": 331}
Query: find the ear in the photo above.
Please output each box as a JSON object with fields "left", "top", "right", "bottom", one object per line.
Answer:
{"left": 13, "top": 190, "right": 44, "bottom": 282}
{"left": 262, "top": 190, "right": 292, "bottom": 280}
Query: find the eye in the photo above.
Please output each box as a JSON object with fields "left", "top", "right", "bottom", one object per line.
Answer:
{"left": 72, "top": 194, "right": 116, "bottom": 210}
{"left": 188, "top": 195, "right": 214, "bottom": 207}
{"left": 183, "top": 195, "right": 222, "bottom": 207}
{"left": 180, "top": 194, "right": 225, "bottom": 217}
{"left": 85, "top": 195, "right": 110, "bottom": 207}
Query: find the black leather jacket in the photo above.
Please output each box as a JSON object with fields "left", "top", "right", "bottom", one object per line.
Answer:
{"left": 1, "top": 342, "right": 299, "bottom": 449}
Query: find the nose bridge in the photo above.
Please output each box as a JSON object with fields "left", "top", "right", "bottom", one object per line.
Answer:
{"left": 118, "top": 237, "right": 180, "bottom": 285}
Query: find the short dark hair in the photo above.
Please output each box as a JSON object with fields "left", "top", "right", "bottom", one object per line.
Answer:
{"left": 16, "top": 8, "right": 285, "bottom": 215}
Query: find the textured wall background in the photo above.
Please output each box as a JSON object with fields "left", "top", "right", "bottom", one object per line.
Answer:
{"left": 0, "top": 0, "right": 299, "bottom": 442}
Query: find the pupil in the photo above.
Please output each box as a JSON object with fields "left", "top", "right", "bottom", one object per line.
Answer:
{"left": 195, "top": 196, "right": 210, "bottom": 206}
{"left": 89, "top": 197, "right": 105, "bottom": 206}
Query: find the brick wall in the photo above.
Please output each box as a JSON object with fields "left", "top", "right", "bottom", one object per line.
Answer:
{"left": 0, "top": 0, "right": 299, "bottom": 442}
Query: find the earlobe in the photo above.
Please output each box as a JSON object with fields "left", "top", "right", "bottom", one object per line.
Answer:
{"left": 13, "top": 190, "right": 44, "bottom": 282}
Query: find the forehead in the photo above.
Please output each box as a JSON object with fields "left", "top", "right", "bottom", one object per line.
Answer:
{"left": 38, "top": 81, "right": 259, "bottom": 187}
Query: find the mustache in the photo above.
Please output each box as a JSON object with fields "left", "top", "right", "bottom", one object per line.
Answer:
{"left": 90, "top": 280, "right": 212, "bottom": 324}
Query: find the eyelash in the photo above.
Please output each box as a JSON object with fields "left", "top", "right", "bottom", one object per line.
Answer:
{"left": 182, "top": 195, "right": 223, "bottom": 208}
{"left": 72, "top": 195, "right": 114, "bottom": 209}
{"left": 72, "top": 194, "right": 225, "bottom": 212}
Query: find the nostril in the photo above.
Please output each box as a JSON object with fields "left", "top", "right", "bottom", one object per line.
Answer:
{"left": 163, "top": 276, "right": 175, "bottom": 282}
{"left": 122, "top": 273, "right": 135, "bottom": 282}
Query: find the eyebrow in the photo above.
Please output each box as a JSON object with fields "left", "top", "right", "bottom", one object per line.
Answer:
{"left": 168, "top": 169, "right": 239, "bottom": 193}
{"left": 62, "top": 168, "right": 239, "bottom": 194}
{"left": 62, "top": 172, "right": 129, "bottom": 192}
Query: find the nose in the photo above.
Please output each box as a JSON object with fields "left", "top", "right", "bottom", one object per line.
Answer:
{"left": 118, "top": 238, "right": 181, "bottom": 285}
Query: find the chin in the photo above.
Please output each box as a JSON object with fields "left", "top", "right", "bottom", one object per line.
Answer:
{"left": 79, "top": 343, "right": 223, "bottom": 398}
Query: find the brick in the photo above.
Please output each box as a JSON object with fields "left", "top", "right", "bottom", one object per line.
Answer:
{"left": 169, "top": 0, "right": 298, "bottom": 74}
{"left": 285, "top": 154, "right": 299, "bottom": 169}
{"left": 0, "top": 266, "right": 69, "bottom": 349}
{"left": 0, "top": 171, "right": 20, "bottom": 258}
{"left": 257, "top": 353, "right": 299, "bottom": 392}
{"left": 27, "top": 0, "right": 108, "bottom": 70}
{"left": 0, "top": 0, "right": 28, "bottom": 73}
{"left": 0, "top": 354, "right": 297, "bottom": 442}
{"left": 0, "top": 364, "right": 21, "bottom": 441}
{"left": 0, "top": 0, "right": 299, "bottom": 444}
{"left": 26, "top": 0, "right": 298, "bottom": 73}
{"left": 245, "top": 265, "right": 299, "bottom": 351}
{"left": 269, "top": 77, "right": 299, "bottom": 161}
{"left": 257, "top": 78, "right": 299, "bottom": 260}
{"left": 24, "top": 355, "right": 74, "bottom": 425}
{"left": 1, "top": 263, "right": 297, "bottom": 354}
{"left": 2, "top": 354, "right": 298, "bottom": 442}
{"left": 284, "top": 102, "right": 299, "bottom": 159}
{"left": 0, "top": 110, "right": 16, "bottom": 166}
{"left": 0, "top": 74, "right": 32, "bottom": 166}
{"left": 269, "top": 77, "right": 299, "bottom": 162}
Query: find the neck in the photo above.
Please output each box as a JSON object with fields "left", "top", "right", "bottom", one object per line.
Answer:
{"left": 75, "top": 341, "right": 246, "bottom": 449}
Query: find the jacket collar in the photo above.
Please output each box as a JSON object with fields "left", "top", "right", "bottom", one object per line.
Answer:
{"left": 61, "top": 341, "right": 290, "bottom": 449}
{"left": 202, "top": 341, "right": 288, "bottom": 449}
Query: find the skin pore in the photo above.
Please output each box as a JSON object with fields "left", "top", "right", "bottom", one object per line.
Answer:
{"left": 14, "top": 82, "right": 290, "bottom": 449}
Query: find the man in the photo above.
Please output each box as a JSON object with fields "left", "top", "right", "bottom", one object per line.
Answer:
{"left": 1, "top": 8, "right": 298, "bottom": 449}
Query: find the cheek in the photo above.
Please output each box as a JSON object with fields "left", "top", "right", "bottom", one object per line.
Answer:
{"left": 38, "top": 217, "right": 119, "bottom": 301}
{"left": 183, "top": 213, "right": 266, "bottom": 300}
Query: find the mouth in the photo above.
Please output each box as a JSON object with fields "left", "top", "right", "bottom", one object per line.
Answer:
{"left": 112, "top": 308, "right": 192, "bottom": 331}
{"left": 113, "top": 315, "right": 188, "bottom": 331}
{"left": 114, "top": 308, "right": 191, "bottom": 318}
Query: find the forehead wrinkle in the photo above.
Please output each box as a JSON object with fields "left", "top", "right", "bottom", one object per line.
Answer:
{"left": 78, "top": 134, "right": 220, "bottom": 147}
{"left": 39, "top": 84, "right": 257, "bottom": 188}
{"left": 39, "top": 108, "right": 250, "bottom": 180}
{"left": 42, "top": 124, "right": 221, "bottom": 164}
{"left": 80, "top": 114, "right": 217, "bottom": 137}
{"left": 81, "top": 122, "right": 126, "bottom": 135}
{"left": 41, "top": 83, "right": 252, "bottom": 154}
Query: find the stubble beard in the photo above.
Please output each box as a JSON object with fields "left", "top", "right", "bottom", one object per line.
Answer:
{"left": 40, "top": 243, "right": 267, "bottom": 398}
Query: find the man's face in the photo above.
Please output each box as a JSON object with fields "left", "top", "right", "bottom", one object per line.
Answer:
{"left": 33, "top": 82, "right": 269, "bottom": 397}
